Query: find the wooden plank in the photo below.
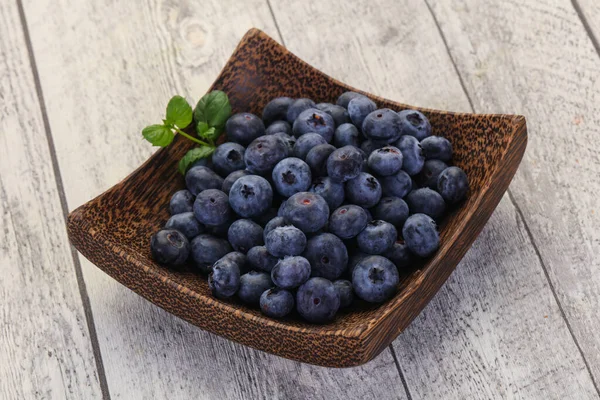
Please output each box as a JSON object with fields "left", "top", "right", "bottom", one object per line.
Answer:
{"left": 575, "top": 0, "right": 600, "bottom": 51}
{"left": 269, "top": 0, "right": 600, "bottom": 398}
{"left": 0, "top": 2, "right": 102, "bottom": 399}
{"left": 427, "top": 0, "right": 600, "bottom": 391}
{"left": 22, "top": 0, "right": 408, "bottom": 398}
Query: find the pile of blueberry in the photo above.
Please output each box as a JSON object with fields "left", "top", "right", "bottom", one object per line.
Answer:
{"left": 150, "top": 92, "right": 469, "bottom": 324}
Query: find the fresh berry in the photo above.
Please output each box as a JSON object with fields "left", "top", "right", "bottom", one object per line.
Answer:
{"left": 262, "top": 97, "right": 294, "bottom": 125}
{"left": 315, "top": 103, "right": 350, "bottom": 126}
{"left": 247, "top": 246, "right": 279, "bottom": 272}
{"left": 309, "top": 177, "right": 345, "bottom": 209}
{"left": 405, "top": 188, "right": 446, "bottom": 220}
{"left": 260, "top": 288, "right": 295, "bottom": 318}
{"left": 292, "top": 133, "right": 328, "bottom": 160}
{"left": 380, "top": 170, "right": 413, "bottom": 198}
{"left": 348, "top": 251, "right": 369, "bottom": 277}
{"left": 251, "top": 207, "right": 278, "bottom": 226}
{"left": 368, "top": 146, "right": 403, "bottom": 176}
{"left": 165, "top": 212, "right": 204, "bottom": 239}
{"left": 211, "top": 142, "right": 246, "bottom": 176}
{"left": 238, "top": 271, "right": 273, "bottom": 304}
{"left": 272, "top": 157, "right": 312, "bottom": 197}
{"left": 271, "top": 256, "right": 311, "bottom": 289}
{"left": 219, "top": 251, "right": 249, "bottom": 274}
{"left": 362, "top": 109, "right": 402, "bottom": 144}
{"left": 360, "top": 139, "right": 384, "bottom": 155}
{"left": 437, "top": 166, "right": 469, "bottom": 204}
{"left": 190, "top": 234, "right": 232, "bottom": 273}
{"left": 305, "top": 144, "right": 336, "bottom": 177}
{"left": 416, "top": 159, "right": 448, "bottom": 189}
{"left": 229, "top": 175, "right": 273, "bottom": 218}
{"left": 227, "top": 219, "right": 264, "bottom": 253}
{"left": 208, "top": 256, "right": 241, "bottom": 299}
{"left": 345, "top": 172, "right": 382, "bottom": 208}
{"left": 272, "top": 132, "right": 296, "bottom": 154}
{"left": 329, "top": 205, "right": 369, "bottom": 239}
{"left": 333, "top": 279, "right": 354, "bottom": 308}
{"left": 327, "top": 145, "right": 364, "bottom": 183}
{"left": 402, "top": 213, "right": 439, "bottom": 257}
{"left": 348, "top": 96, "right": 377, "bottom": 128}
{"left": 206, "top": 219, "right": 234, "bottom": 238}
{"left": 395, "top": 135, "right": 425, "bottom": 176}
{"left": 193, "top": 189, "right": 232, "bottom": 226}
{"left": 296, "top": 277, "right": 340, "bottom": 323}
{"left": 244, "top": 135, "right": 288, "bottom": 175}
{"left": 398, "top": 109, "right": 431, "bottom": 141}
{"left": 225, "top": 112, "right": 265, "bottom": 145}
{"left": 185, "top": 166, "right": 224, "bottom": 196}
{"left": 283, "top": 192, "right": 330, "bottom": 233}
{"left": 265, "top": 120, "right": 293, "bottom": 136}
{"left": 150, "top": 229, "right": 190, "bottom": 265}
{"left": 336, "top": 91, "right": 364, "bottom": 108}
{"left": 372, "top": 197, "right": 409, "bottom": 228}
{"left": 421, "top": 136, "right": 452, "bottom": 162}
{"left": 169, "top": 189, "right": 195, "bottom": 215}
{"left": 293, "top": 108, "right": 335, "bottom": 142}
{"left": 304, "top": 233, "right": 348, "bottom": 280}
{"left": 383, "top": 241, "right": 413, "bottom": 270}
{"left": 222, "top": 170, "right": 251, "bottom": 195}
{"left": 357, "top": 220, "right": 397, "bottom": 254}
{"left": 263, "top": 216, "right": 289, "bottom": 240}
{"left": 286, "top": 98, "right": 316, "bottom": 123}
{"left": 265, "top": 226, "right": 307, "bottom": 257}
{"left": 352, "top": 255, "right": 399, "bottom": 303}
{"left": 334, "top": 123, "right": 361, "bottom": 148}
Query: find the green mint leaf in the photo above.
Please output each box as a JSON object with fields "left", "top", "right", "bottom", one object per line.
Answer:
{"left": 165, "top": 95, "right": 193, "bottom": 128}
{"left": 199, "top": 127, "right": 219, "bottom": 141}
{"left": 193, "top": 90, "right": 231, "bottom": 129}
{"left": 142, "top": 124, "right": 174, "bottom": 147}
{"left": 196, "top": 121, "right": 210, "bottom": 136}
{"left": 178, "top": 146, "right": 215, "bottom": 175}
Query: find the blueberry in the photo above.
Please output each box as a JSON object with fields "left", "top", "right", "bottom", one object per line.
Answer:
{"left": 315, "top": 103, "right": 350, "bottom": 127}
{"left": 368, "top": 146, "right": 404, "bottom": 176}
{"left": 345, "top": 172, "right": 382, "bottom": 208}
{"left": 336, "top": 91, "right": 364, "bottom": 108}
{"left": 206, "top": 219, "right": 234, "bottom": 238}
{"left": 169, "top": 189, "right": 195, "bottom": 215}
{"left": 165, "top": 212, "right": 204, "bottom": 239}
{"left": 333, "top": 123, "right": 361, "bottom": 148}
{"left": 272, "top": 157, "right": 312, "bottom": 197}
{"left": 265, "top": 226, "right": 307, "bottom": 257}
{"left": 333, "top": 279, "right": 354, "bottom": 308}
{"left": 421, "top": 136, "right": 452, "bottom": 162}
{"left": 286, "top": 98, "right": 316, "bottom": 123}
{"left": 380, "top": 170, "right": 413, "bottom": 198}
{"left": 395, "top": 135, "right": 425, "bottom": 176}
{"left": 329, "top": 205, "right": 369, "bottom": 239}
{"left": 211, "top": 142, "right": 246, "bottom": 176}
{"left": 352, "top": 256, "right": 399, "bottom": 303}
{"left": 357, "top": 220, "right": 397, "bottom": 254}
{"left": 265, "top": 120, "right": 293, "bottom": 136}
{"left": 348, "top": 251, "right": 369, "bottom": 278}
{"left": 405, "top": 188, "right": 446, "bottom": 220}
{"left": 229, "top": 175, "right": 273, "bottom": 218}
{"left": 402, "top": 214, "right": 439, "bottom": 257}
{"left": 372, "top": 197, "right": 409, "bottom": 229}
{"left": 348, "top": 96, "right": 377, "bottom": 128}
{"left": 193, "top": 189, "right": 231, "bottom": 227}
{"left": 252, "top": 207, "right": 279, "bottom": 226}
{"left": 190, "top": 157, "right": 213, "bottom": 170}
{"left": 222, "top": 170, "right": 251, "bottom": 195}
{"left": 272, "top": 132, "right": 296, "bottom": 154}
{"left": 219, "top": 251, "right": 249, "bottom": 274}
{"left": 309, "top": 176, "right": 345, "bottom": 209}
{"left": 190, "top": 234, "right": 232, "bottom": 273}
{"left": 283, "top": 192, "right": 330, "bottom": 233}
{"left": 225, "top": 113, "right": 265, "bottom": 145}
{"left": 244, "top": 135, "right": 288, "bottom": 175}
{"left": 304, "top": 233, "right": 348, "bottom": 280}
{"left": 277, "top": 199, "right": 287, "bottom": 217}
{"left": 247, "top": 246, "right": 279, "bottom": 272}
{"left": 437, "top": 166, "right": 469, "bottom": 204}
{"left": 227, "top": 219, "right": 264, "bottom": 253}
{"left": 360, "top": 139, "right": 384, "bottom": 155}
{"left": 150, "top": 229, "right": 190, "bottom": 265}
{"left": 238, "top": 271, "right": 273, "bottom": 304}
{"left": 383, "top": 241, "right": 413, "bottom": 270}
{"left": 208, "top": 256, "right": 241, "bottom": 299}
{"left": 185, "top": 166, "right": 224, "bottom": 196}
{"left": 293, "top": 108, "right": 335, "bottom": 142}
{"left": 260, "top": 288, "right": 295, "bottom": 318}
{"left": 271, "top": 256, "right": 311, "bottom": 289}
{"left": 362, "top": 109, "right": 402, "bottom": 144}
{"left": 416, "top": 159, "right": 449, "bottom": 189}
{"left": 293, "top": 133, "right": 328, "bottom": 160}
{"left": 296, "top": 277, "right": 340, "bottom": 323}
{"left": 398, "top": 109, "right": 431, "bottom": 141}
{"left": 305, "top": 144, "right": 336, "bottom": 177}
{"left": 327, "top": 145, "right": 364, "bottom": 182}
{"left": 263, "top": 97, "right": 294, "bottom": 125}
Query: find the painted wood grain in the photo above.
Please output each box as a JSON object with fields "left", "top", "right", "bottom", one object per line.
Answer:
{"left": 427, "top": 0, "right": 600, "bottom": 391}
{"left": 269, "top": 0, "right": 600, "bottom": 398}
{"left": 22, "top": 0, "right": 408, "bottom": 398}
{"left": 0, "top": 2, "right": 102, "bottom": 399}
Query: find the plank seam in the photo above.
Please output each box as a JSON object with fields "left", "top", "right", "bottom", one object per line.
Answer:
{"left": 423, "top": 0, "right": 600, "bottom": 394}
{"left": 389, "top": 345, "right": 414, "bottom": 400}
{"left": 15, "top": 1, "right": 112, "bottom": 399}
{"left": 266, "top": 0, "right": 287, "bottom": 47}
{"left": 571, "top": 0, "right": 600, "bottom": 59}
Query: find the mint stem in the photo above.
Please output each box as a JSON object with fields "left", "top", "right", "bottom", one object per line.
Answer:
{"left": 173, "top": 126, "right": 211, "bottom": 147}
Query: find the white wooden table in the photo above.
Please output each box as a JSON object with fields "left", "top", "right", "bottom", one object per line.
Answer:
{"left": 2, "top": 0, "right": 599, "bottom": 398}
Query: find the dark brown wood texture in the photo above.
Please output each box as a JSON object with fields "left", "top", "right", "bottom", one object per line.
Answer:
{"left": 67, "top": 28, "right": 527, "bottom": 367}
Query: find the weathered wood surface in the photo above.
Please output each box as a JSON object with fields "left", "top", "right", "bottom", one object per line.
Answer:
{"left": 0, "top": 1, "right": 102, "bottom": 398}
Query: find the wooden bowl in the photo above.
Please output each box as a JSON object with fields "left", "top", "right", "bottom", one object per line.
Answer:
{"left": 67, "top": 28, "right": 527, "bottom": 367}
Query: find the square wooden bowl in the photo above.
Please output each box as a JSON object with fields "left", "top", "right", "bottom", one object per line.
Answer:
{"left": 67, "top": 28, "right": 527, "bottom": 367}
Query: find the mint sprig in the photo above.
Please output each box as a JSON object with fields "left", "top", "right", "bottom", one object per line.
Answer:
{"left": 142, "top": 91, "right": 231, "bottom": 174}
